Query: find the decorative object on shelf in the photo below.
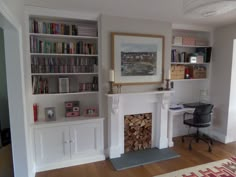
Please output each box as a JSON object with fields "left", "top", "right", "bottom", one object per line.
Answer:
{"left": 45, "top": 107, "right": 56, "bottom": 121}
{"left": 117, "top": 85, "right": 122, "bottom": 93}
{"left": 185, "top": 67, "right": 190, "bottom": 79}
{"left": 108, "top": 69, "right": 114, "bottom": 94}
{"left": 33, "top": 103, "right": 38, "bottom": 122}
{"left": 65, "top": 101, "right": 80, "bottom": 117}
{"left": 83, "top": 107, "right": 98, "bottom": 117}
{"left": 58, "top": 78, "right": 69, "bottom": 93}
{"left": 165, "top": 79, "right": 170, "bottom": 90}
{"left": 112, "top": 32, "right": 164, "bottom": 85}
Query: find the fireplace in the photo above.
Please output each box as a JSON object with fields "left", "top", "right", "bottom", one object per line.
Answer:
{"left": 107, "top": 91, "right": 173, "bottom": 158}
{"left": 124, "top": 113, "right": 152, "bottom": 153}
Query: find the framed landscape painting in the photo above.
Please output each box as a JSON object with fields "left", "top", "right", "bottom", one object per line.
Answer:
{"left": 112, "top": 32, "right": 164, "bottom": 85}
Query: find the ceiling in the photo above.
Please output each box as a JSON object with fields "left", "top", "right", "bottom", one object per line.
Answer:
{"left": 24, "top": 0, "right": 236, "bottom": 28}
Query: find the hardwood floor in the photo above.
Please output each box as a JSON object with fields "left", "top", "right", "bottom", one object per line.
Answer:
{"left": 36, "top": 137, "right": 236, "bottom": 177}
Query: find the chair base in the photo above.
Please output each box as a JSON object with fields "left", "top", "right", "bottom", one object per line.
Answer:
{"left": 182, "top": 128, "right": 213, "bottom": 152}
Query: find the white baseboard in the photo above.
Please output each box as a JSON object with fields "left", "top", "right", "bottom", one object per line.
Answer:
{"left": 36, "top": 154, "right": 105, "bottom": 172}
{"left": 210, "top": 130, "right": 227, "bottom": 143}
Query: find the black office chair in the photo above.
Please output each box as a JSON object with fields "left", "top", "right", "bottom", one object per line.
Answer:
{"left": 182, "top": 104, "right": 214, "bottom": 152}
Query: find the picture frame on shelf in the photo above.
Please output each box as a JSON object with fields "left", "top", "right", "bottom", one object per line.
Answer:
{"left": 58, "top": 78, "right": 69, "bottom": 93}
{"left": 111, "top": 32, "right": 164, "bottom": 85}
{"left": 84, "top": 107, "right": 98, "bottom": 117}
{"left": 45, "top": 107, "right": 56, "bottom": 121}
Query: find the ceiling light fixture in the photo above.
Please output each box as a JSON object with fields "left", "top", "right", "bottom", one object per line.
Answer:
{"left": 183, "top": 0, "right": 236, "bottom": 18}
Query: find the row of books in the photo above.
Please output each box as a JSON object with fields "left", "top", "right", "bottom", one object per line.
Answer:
{"left": 30, "top": 19, "right": 97, "bottom": 37}
{"left": 171, "top": 49, "right": 188, "bottom": 63}
{"left": 31, "top": 56, "right": 97, "bottom": 66}
{"left": 31, "top": 65, "right": 98, "bottom": 74}
{"left": 30, "top": 36, "right": 97, "bottom": 54}
{"left": 32, "top": 76, "right": 49, "bottom": 94}
{"left": 32, "top": 76, "right": 99, "bottom": 94}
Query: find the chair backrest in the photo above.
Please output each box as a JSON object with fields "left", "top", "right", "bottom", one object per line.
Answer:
{"left": 193, "top": 104, "right": 214, "bottom": 124}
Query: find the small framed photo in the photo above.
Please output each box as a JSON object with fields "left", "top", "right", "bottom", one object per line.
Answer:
{"left": 84, "top": 107, "right": 98, "bottom": 117}
{"left": 45, "top": 107, "right": 56, "bottom": 121}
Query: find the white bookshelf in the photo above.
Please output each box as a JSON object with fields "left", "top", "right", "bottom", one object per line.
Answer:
{"left": 27, "top": 14, "right": 101, "bottom": 122}
{"left": 25, "top": 7, "right": 105, "bottom": 173}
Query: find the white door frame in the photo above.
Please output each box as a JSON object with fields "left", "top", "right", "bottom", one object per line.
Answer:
{"left": 0, "top": 2, "right": 31, "bottom": 177}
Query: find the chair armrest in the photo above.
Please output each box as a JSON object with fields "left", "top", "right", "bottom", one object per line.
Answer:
{"left": 183, "top": 112, "right": 193, "bottom": 121}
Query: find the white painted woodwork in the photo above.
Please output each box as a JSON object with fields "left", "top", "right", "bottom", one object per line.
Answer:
{"left": 34, "top": 126, "right": 70, "bottom": 166}
{"left": 34, "top": 118, "right": 105, "bottom": 172}
{"left": 107, "top": 91, "right": 173, "bottom": 158}
{"left": 70, "top": 121, "right": 103, "bottom": 159}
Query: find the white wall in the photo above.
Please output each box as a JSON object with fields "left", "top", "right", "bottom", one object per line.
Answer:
{"left": 228, "top": 39, "right": 236, "bottom": 142}
{"left": 1, "top": 0, "right": 24, "bottom": 23}
{"left": 100, "top": 14, "right": 172, "bottom": 149}
{"left": 0, "top": 27, "right": 10, "bottom": 130}
{"left": 210, "top": 23, "right": 236, "bottom": 143}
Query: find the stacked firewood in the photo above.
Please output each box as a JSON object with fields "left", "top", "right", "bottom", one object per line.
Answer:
{"left": 124, "top": 113, "right": 152, "bottom": 153}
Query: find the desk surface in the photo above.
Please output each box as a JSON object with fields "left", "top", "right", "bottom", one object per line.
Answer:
{"left": 169, "top": 107, "right": 194, "bottom": 113}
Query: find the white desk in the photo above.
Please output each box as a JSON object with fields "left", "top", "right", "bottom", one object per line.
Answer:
{"left": 168, "top": 108, "right": 194, "bottom": 147}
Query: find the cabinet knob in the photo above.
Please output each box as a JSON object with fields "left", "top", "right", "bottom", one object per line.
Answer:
{"left": 64, "top": 140, "right": 69, "bottom": 144}
{"left": 69, "top": 140, "right": 74, "bottom": 143}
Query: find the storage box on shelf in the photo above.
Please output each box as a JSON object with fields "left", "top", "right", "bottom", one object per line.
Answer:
{"left": 171, "top": 65, "right": 185, "bottom": 80}
{"left": 190, "top": 66, "right": 207, "bottom": 79}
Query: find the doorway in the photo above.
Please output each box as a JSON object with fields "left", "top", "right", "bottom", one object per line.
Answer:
{"left": 0, "top": 6, "right": 30, "bottom": 177}
{"left": 0, "top": 27, "right": 13, "bottom": 177}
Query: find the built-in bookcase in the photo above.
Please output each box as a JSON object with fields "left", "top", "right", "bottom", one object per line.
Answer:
{"left": 27, "top": 15, "right": 101, "bottom": 122}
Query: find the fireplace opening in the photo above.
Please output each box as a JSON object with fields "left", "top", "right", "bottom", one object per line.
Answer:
{"left": 124, "top": 113, "right": 152, "bottom": 153}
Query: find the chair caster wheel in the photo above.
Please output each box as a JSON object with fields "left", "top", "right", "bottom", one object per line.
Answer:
{"left": 189, "top": 144, "right": 192, "bottom": 150}
{"left": 208, "top": 147, "right": 212, "bottom": 152}
{"left": 182, "top": 137, "right": 184, "bottom": 143}
{"left": 196, "top": 139, "right": 199, "bottom": 143}
{"left": 210, "top": 140, "right": 213, "bottom": 145}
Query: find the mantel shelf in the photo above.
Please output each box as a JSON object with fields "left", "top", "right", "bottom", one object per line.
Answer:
{"left": 106, "top": 90, "right": 174, "bottom": 97}
{"left": 172, "top": 44, "right": 211, "bottom": 48}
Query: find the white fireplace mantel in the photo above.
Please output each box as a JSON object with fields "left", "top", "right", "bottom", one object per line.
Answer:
{"left": 107, "top": 90, "right": 174, "bottom": 158}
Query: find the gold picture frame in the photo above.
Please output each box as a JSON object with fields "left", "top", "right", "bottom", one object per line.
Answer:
{"left": 111, "top": 32, "right": 165, "bottom": 85}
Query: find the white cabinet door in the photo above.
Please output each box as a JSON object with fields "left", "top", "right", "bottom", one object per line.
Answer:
{"left": 34, "top": 126, "right": 70, "bottom": 167}
{"left": 70, "top": 122, "right": 103, "bottom": 159}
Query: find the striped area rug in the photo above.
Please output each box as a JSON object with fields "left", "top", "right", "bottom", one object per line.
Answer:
{"left": 155, "top": 156, "right": 236, "bottom": 177}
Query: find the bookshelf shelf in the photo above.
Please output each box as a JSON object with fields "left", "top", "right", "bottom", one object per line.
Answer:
{"left": 32, "top": 91, "right": 99, "bottom": 96}
{"left": 171, "top": 78, "right": 208, "bottom": 82}
{"left": 31, "top": 72, "right": 98, "bottom": 76}
{"left": 29, "top": 33, "right": 98, "bottom": 39}
{"left": 172, "top": 44, "right": 210, "bottom": 48}
{"left": 30, "top": 53, "right": 98, "bottom": 57}
{"left": 171, "top": 62, "right": 209, "bottom": 65}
